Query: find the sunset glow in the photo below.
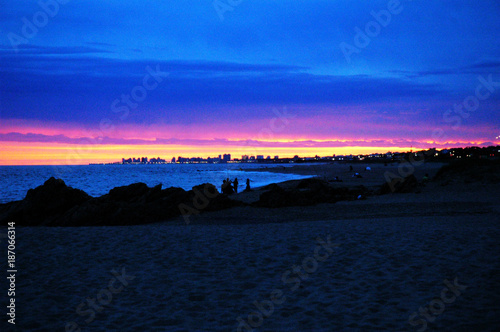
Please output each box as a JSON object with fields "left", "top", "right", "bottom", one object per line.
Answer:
{"left": 1, "top": 1, "right": 499, "bottom": 165}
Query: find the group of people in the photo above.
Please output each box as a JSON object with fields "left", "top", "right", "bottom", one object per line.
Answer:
{"left": 221, "top": 178, "right": 252, "bottom": 195}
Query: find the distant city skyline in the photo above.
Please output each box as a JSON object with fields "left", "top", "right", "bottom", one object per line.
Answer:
{"left": 1, "top": 1, "right": 499, "bottom": 165}
{"left": 92, "top": 145, "right": 499, "bottom": 165}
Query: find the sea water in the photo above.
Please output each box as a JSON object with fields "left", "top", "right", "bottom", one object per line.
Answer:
{"left": 0, "top": 163, "right": 311, "bottom": 203}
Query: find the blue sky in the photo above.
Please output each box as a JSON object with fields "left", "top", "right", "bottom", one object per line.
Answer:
{"left": 0, "top": 0, "right": 499, "bottom": 163}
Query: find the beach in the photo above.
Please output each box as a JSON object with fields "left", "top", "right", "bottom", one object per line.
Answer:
{"left": 8, "top": 161, "right": 500, "bottom": 331}
{"left": 4, "top": 0, "right": 500, "bottom": 330}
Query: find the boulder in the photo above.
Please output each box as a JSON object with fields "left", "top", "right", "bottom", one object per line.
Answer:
{"left": 259, "top": 183, "right": 282, "bottom": 191}
{"left": 434, "top": 159, "right": 500, "bottom": 184}
{"left": 108, "top": 182, "right": 150, "bottom": 202}
{"left": 255, "top": 180, "right": 366, "bottom": 208}
{"left": 1, "top": 177, "right": 91, "bottom": 226}
{"left": 185, "top": 183, "right": 242, "bottom": 212}
{"left": 296, "top": 178, "right": 330, "bottom": 191}
{"left": 379, "top": 174, "right": 419, "bottom": 194}
{"left": 0, "top": 178, "right": 244, "bottom": 226}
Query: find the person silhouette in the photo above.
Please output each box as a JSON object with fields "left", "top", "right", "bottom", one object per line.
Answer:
{"left": 245, "top": 178, "right": 252, "bottom": 192}
{"left": 233, "top": 178, "right": 239, "bottom": 193}
{"left": 222, "top": 179, "right": 234, "bottom": 194}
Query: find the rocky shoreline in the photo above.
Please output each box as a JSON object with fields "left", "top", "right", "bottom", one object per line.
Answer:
{"left": 0, "top": 173, "right": 419, "bottom": 226}
{"left": 2, "top": 159, "right": 498, "bottom": 227}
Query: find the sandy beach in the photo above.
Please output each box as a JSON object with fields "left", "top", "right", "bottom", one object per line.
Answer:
{"left": 4, "top": 0, "right": 500, "bottom": 330}
{"left": 9, "top": 161, "right": 500, "bottom": 331}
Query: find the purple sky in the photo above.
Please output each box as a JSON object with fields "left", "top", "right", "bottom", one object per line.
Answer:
{"left": 1, "top": 0, "right": 499, "bottom": 163}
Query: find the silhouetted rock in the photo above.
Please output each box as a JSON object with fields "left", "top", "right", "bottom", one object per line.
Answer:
{"left": 255, "top": 178, "right": 368, "bottom": 208}
{"left": 296, "top": 178, "right": 330, "bottom": 191}
{"left": 260, "top": 183, "right": 282, "bottom": 191}
{"left": 185, "top": 183, "right": 242, "bottom": 212}
{"left": 434, "top": 159, "right": 500, "bottom": 184}
{"left": 192, "top": 183, "right": 218, "bottom": 196}
{"left": 379, "top": 174, "right": 418, "bottom": 194}
{"left": 108, "top": 182, "right": 149, "bottom": 202}
{"left": 255, "top": 184, "right": 302, "bottom": 208}
{"left": 0, "top": 178, "right": 241, "bottom": 226}
{"left": 0, "top": 177, "right": 91, "bottom": 226}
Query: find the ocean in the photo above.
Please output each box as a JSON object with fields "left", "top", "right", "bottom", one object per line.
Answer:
{"left": 0, "top": 163, "right": 311, "bottom": 203}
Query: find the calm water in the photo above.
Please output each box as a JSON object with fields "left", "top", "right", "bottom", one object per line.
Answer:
{"left": 0, "top": 163, "right": 311, "bottom": 203}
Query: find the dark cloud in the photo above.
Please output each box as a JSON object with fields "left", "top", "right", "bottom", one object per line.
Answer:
{"left": 389, "top": 59, "right": 500, "bottom": 78}
{"left": 0, "top": 0, "right": 498, "bottom": 146}
{"left": 0, "top": 52, "right": 443, "bottom": 125}
{"left": 0, "top": 44, "right": 112, "bottom": 55}
{"left": 2, "top": 132, "right": 485, "bottom": 149}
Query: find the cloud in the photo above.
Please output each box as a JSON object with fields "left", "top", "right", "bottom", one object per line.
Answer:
{"left": 0, "top": 52, "right": 443, "bottom": 125}
{"left": 0, "top": 44, "right": 113, "bottom": 55}
{"left": 1, "top": 0, "right": 498, "bottom": 158}
{"left": 0, "top": 132, "right": 495, "bottom": 150}
{"left": 388, "top": 59, "right": 500, "bottom": 78}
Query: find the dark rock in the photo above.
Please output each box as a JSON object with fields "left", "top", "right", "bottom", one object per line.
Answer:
{"left": 0, "top": 178, "right": 242, "bottom": 226}
{"left": 434, "top": 159, "right": 500, "bottom": 184}
{"left": 296, "top": 178, "right": 330, "bottom": 191}
{"left": 1, "top": 177, "right": 91, "bottom": 226}
{"left": 379, "top": 174, "right": 419, "bottom": 194}
{"left": 255, "top": 179, "right": 366, "bottom": 208}
{"left": 192, "top": 183, "right": 219, "bottom": 197}
{"left": 108, "top": 182, "right": 149, "bottom": 202}
{"left": 186, "top": 183, "right": 242, "bottom": 212}
{"left": 145, "top": 183, "right": 163, "bottom": 202}
{"left": 260, "top": 183, "right": 282, "bottom": 191}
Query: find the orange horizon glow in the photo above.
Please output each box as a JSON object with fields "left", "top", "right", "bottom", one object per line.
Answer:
{"left": 0, "top": 141, "right": 473, "bottom": 166}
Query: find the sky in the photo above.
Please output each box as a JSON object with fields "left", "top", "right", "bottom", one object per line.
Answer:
{"left": 0, "top": 0, "right": 499, "bottom": 165}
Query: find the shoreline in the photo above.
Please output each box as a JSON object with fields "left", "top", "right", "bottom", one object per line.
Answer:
{"left": 2, "top": 160, "right": 499, "bottom": 227}
{"left": 187, "top": 160, "right": 499, "bottom": 225}
{"left": 7, "top": 161, "right": 500, "bottom": 330}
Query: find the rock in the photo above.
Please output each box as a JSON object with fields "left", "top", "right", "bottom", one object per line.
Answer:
{"left": 434, "top": 159, "right": 500, "bottom": 184}
{"left": 256, "top": 184, "right": 294, "bottom": 208}
{"left": 255, "top": 179, "right": 366, "bottom": 208}
{"left": 0, "top": 178, "right": 242, "bottom": 226}
{"left": 185, "top": 183, "right": 242, "bottom": 212}
{"left": 192, "top": 183, "right": 219, "bottom": 197}
{"left": 259, "top": 183, "right": 282, "bottom": 191}
{"left": 145, "top": 183, "right": 163, "bottom": 202}
{"left": 1, "top": 177, "right": 91, "bottom": 226}
{"left": 379, "top": 174, "right": 418, "bottom": 194}
{"left": 108, "top": 183, "right": 150, "bottom": 202}
{"left": 296, "top": 178, "right": 329, "bottom": 191}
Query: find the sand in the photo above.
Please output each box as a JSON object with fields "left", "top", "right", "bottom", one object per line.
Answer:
{"left": 8, "top": 162, "right": 500, "bottom": 331}
{"left": 243, "top": 161, "right": 445, "bottom": 187}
